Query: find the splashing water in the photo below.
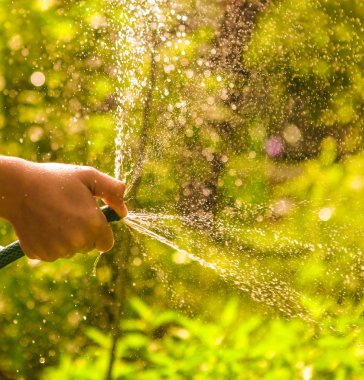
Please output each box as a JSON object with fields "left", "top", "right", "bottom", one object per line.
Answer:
{"left": 109, "top": 0, "right": 306, "bottom": 321}
{"left": 92, "top": 253, "right": 102, "bottom": 277}
{"left": 108, "top": 0, "right": 363, "bottom": 324}
{"left": 123, "top": 210, "right": 314, "bottom": 322}
{"left": 110, "top": 0, "right": 164, "bottom": 183}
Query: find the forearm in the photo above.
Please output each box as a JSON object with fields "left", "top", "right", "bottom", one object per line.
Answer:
{"left": 0, "top": 156, "right": 28, "bottom": 222}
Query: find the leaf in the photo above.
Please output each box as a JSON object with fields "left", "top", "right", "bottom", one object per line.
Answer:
{"left": 85, "top": 327, "right": 111, "bottom": 349}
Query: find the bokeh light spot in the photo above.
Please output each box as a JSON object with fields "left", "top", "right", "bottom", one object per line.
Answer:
{"left": 30, "top": 72, "right": 46, "bottom": 87}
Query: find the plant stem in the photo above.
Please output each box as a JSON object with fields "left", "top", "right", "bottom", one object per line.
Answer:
{"left": 105, "top": 227, "right": 130, "bottom": 380}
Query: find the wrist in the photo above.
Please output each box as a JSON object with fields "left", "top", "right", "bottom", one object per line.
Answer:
{"left": 0, "top": 156, "right": 31, "bottom": 222}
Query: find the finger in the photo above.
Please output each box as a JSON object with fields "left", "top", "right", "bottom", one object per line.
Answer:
{"left": 19, "top": 241, "right": 41, "bottom": 260}
{"left": 22, "top": 249, "right": 38, "bottom": 260}
{"left": 94, "top": 221, "right": 114, "bottom": 253}
{"left": 48, "top": 245, "right": 71, "bottom": 261}
{"left": 69, "top": 230, "right": 91, "bottom": 253}
{"left": 35, "top": 244, "right": 59, "bottom": 262}
{"left": 79, "top": 168, "right": 127, "bottom": 218}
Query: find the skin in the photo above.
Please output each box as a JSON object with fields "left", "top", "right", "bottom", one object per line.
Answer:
{"left": 0, "top": 156, "right": 128, "bottom": 261}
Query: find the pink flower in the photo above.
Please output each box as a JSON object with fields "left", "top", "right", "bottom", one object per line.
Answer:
{"left": 265, "top": 136, "right": 284, "bottom": 157}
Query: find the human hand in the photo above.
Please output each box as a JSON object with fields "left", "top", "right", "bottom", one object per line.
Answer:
{"left": 0, "top": 158, "right": 127, "bottom": 261}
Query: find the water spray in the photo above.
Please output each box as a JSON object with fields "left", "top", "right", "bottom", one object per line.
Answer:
{"left": 0, "top": 206, "right": 121, "bottom": 270}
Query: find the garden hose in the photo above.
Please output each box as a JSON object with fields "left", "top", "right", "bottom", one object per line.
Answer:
{"left": 0, "top": 205, "right": 121, "bottom": 270}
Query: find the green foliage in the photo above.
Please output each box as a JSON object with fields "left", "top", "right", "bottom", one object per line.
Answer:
{"left": 245, "top": 0, "right": 364, "bottom": 156}
{"left": 43, "top": 298, "right": 364, "bottom": 380}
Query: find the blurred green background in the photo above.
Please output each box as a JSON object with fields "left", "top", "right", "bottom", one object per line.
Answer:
{"left": 0, "top": 0, "right": 363, "bottom": 379}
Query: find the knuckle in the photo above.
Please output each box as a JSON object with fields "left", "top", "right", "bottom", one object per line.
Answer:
{"left": 77, "top": 166, "right": 98, "bottom": 186}
{"left": 76, "top": 239, "right": 94, "bottom": 253}
{"left": 43, "top": 243, "right": 69, "bottom": 261}
{"left": 82, "top": 166, "right": 96, "bottom": 175}
{"left": 37, "top": 249, "right": 53, "bottom": 262}
{"left": 70, "top": 233, "right": 88, "bottom": 252}
{"left": 65, "top": 228, "right": 93, "bottom": 253}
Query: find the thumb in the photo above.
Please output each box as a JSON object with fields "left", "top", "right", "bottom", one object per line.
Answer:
{"left": 81, "top": 168, "right": 128, "bottom": 218}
